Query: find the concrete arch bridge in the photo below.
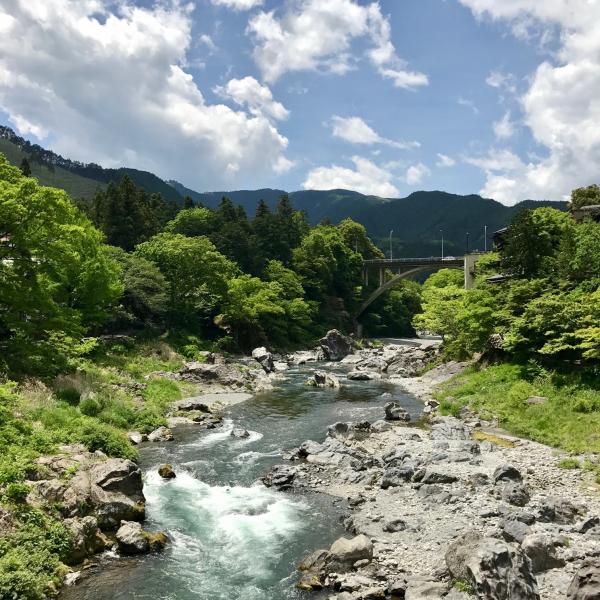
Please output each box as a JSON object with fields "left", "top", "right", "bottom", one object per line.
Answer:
{"left": 357, "top": 254, "right": 482, "bottom": 318}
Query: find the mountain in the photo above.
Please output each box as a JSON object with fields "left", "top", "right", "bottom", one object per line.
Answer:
{"left": 1, "top": 125, "right": 568, "bottom": 257}
{"left": 0, "top": 126, "right": 183, "bottom": 203}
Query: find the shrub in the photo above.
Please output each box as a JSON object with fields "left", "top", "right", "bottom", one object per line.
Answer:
{"left": 78, "top": 396, "right": 102, "bottom": 417}
{"left": 4, "top": 482, "right": 30, "bottom": 504}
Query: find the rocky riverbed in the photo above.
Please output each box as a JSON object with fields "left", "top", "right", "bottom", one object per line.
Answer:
{"left": 267, "top": 334, "right": 600, "bottom": 600}
{"left": 53, "top": 330, "right": 600, "bottom": 599}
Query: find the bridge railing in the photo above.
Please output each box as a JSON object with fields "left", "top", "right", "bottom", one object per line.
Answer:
{"left": 363, "top": 256, "right": 464, "bottom": 264}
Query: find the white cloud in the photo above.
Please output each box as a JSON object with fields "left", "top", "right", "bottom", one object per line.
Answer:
{"left": 493, "top": 111, "right": 516, "bottom": 139}
{"left": 457, "top": 96, "right": 479, "bottom": 114}
{"left": 215, "top": 76, "right": 289, "bottom": 121}
{"left": 405, "top": 162, "right": 431, "bottom": 185}
{"left": 460, "top": 0, "right": 600, "bottom": 203}
{"left": 303, "top": 156, "right": 399, "bottom": 197}
{"left": 273, "top": 155, "right": 296, "bottom": 173}
{"left": 436, "top": 153, "right": 456, "bottom": 168}
{"left": 486, "top": 70, "right": 516, "bottom": 93}
{"left": 211, "top": 0, "right": 264, "bottom": 10}
{"left": 0, "top": 1, "right": 291, "bottom": 190}
{"left": 199, "top": 34, "right": 217, "bottom": 52}
{"left": 331, "top": 116, "right": 419, "bottom": 149}
{"left": 247, "top": 0, "right": 428, "bottom": 89}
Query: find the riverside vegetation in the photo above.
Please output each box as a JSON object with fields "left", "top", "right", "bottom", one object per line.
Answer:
{"left": 0, "top": 146, "right": 599, "bottom": 600}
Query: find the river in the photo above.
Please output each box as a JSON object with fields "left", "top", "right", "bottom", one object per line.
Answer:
{"left": 60, "top": 364, "right": 422, "bottom": 600}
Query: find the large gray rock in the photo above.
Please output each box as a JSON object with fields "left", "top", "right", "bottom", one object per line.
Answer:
{"left": 446, "top": 530, "right": 484, "bottom": 581}
{"left": 384, "top": 402, "right": 410, "bottom": 422}
{"left": 261, "top": 465, "right": 296, "bottom": 490}
{"left": 521, "top": 534, "right": 565, "bottom": 573}
{"left": 116, "top": 521, "right": 167, "bottom": 556}
{"left": 147, "top": 426, "right": 174, "bottom": 442}
{"left": 328, "top": 534, "right": 373, "bottom": 565}
{"left": 431, "top": 416, "right": 470, "bottom": 440}
{"left": 464, "top": 537, "right": 540, "bottom": 600}
{"left": 347, "top": 370, "right": 380, "bottom": 381}
{"left": 310, "top": 371, "right": 340, "bottom": 388}
{"left": 493, "top": 464, "right": 523, "bottom": 484}
{"left": 502, "top": 482, "right": 531, "bottom": 507}
{"left": 538, "top": 497, "right": 584, "bottom": 524}
{"left": 381, "top": 467, "right": 414, "bottom": 489}
{"left": 319, "top": 329, "right": 354, "bottom": 361}
{"left": 252, "top": 347, "right": 275, "bottom": 373}
{"left": 64, "top": 516, "right": 107, "bottom": 564}
{"left": 89, "top": 459, "right": 145, "bottom": 530}
{"left": 567, "top": 559, "right": 600, "bottom": 599}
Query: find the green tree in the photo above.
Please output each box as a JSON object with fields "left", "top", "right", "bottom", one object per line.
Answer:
{"left": 0, "top": 154, "right": 122, "bottom": 374}
{"left": 165, "top": 207, "right": 215, "bottom": 238}
{"left": 362, "top": 282, "right": 421, "bottom": 337}
{"left": 106, "top": 247, "right": 169, "bottom": 329}
{"left": 569, "top": 184, "right": 600, "bottom": 210}
{"left": 19, "top": 158, "right": 31, "bottom": 177}
{"left": 183, "top": 195, "right": 194, "bottom": 209}
{"left": 135, "top": 233, "right": 236, "bottom": 329}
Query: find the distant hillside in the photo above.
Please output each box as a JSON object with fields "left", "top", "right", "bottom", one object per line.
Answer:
{"left": 0, "top": 126, "right": 183, "bottom": 203}
{"left": 1, "top": 124, "right": 567, "bottom": 257}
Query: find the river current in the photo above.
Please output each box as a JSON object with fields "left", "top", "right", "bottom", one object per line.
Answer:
{"left": 60, "top": 364, "right": 422, "bottom": 600}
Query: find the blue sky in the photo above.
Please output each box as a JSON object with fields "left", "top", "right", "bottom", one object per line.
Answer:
{"left": 0, "top": 0, "right": 598, "bottom": 204}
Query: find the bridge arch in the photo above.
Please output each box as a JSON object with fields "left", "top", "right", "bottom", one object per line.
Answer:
{"left": 356, "top": 264, "right": 462, "bottom": 317}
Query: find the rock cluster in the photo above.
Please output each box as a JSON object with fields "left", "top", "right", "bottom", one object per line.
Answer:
{"left": 279, "top": 403, "right": 600, "bottom": 600}
{"left": 25, "top": 445, "right": 167, "bottom": 565}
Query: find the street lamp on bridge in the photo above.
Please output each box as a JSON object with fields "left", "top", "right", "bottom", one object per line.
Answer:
{"left": 466, "top": 232, "right": 470, "bottom": 254}
{"left": 440, "top": 229, "right": 444, "bottom": 259}
{"left": 389, "top": 229, "right": 394, "bottom": 260}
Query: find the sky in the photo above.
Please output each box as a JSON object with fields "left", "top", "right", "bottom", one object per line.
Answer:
{"left": 0, "top": 0, "right": 599, "bottom": 205}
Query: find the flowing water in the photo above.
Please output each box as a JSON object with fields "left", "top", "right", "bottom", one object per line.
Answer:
{"left": 60, "top": 365, "right": 422, "bottom": 600}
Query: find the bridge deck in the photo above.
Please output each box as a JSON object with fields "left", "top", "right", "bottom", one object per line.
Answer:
{"left": 363, "top": 257, "right": 464, "bottom": 268}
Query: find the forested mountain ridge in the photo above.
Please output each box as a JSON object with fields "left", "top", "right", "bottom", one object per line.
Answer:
{"left": 1, "top": 124, "right": 567, "bottom": 256}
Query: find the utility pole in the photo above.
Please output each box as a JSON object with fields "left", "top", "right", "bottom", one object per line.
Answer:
{"left": 466, "top": 232, "right": 470, "bottom": 254}
{"left": 389, "top": 229, "right": 394, "bottom": 260}
{"left": 484, "top": 225, "right": 488, "bottom": 252}
{"left": 440, "top": 229, "right": 444, "bottom": 259}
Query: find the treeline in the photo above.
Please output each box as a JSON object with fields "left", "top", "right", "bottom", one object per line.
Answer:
{"left": 416, "top": 186, "right": 600, "bottom": 371}
{"left": 0, "top": 154, "right": 420, "bottom": 377}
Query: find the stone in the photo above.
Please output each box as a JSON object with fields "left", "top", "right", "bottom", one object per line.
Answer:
{"left": 501, "top": 482, "right": 531, "bottom": 507}
{"left": 521, "top": 534, "right": 565, "bottom": 573}
{"left": 64, "top": 516, "right": 107, "bottom": 564}
{"left": 328, "top": 535, "right": 373, "bottom": 564}
{"left": 465, "top": 538, "right": 540, "bottom": 600}
{"left": 127, "top": 431, "right": 145, "bottom": 445}
{"left": 567, "top": 558, "right": 600, "bottom": 599}
{"left": 298, "top": 548, "right": 329, "bottom": 572}
{"left": 446, "top": 530, "right": 484, "bottom": 582}
{"left": 493, "top": 464, "right": 523, "bottom": 484}
{"left": 319, "top": 329, "right": 354, "bottom": 361}
{"left": 383, "top": 518, "right": 411, "bottom": 533}
{"left": 538, "top": 497, "right": 583, "bottom": 524}
{"left": 404, "top": 579, "right": 448, "bottom": 599}
{"left": 297, "top": 574, "right": 323, "bottom": 591}
{"left": 381, "top": 467, "right": 414, "bottom": 489}
{"left": 251, "top": 347, "right": 275, "bottom": 373}
{"left": 347, "top": 370, "right": 380, "bottom": 381}
{"left": 147, "top": 426, "right": 174, "bottom": 442}
{"left": 171, "top": 399, "right": 210, "bottom": 412}
{"left": 116, "top": 521, "right": 149, "bottom": 555}
{"left": 261, "top": 465, "right": 296, "bottom": 490}
{"left": 310, "top": 371, "right": 341, "bottom": 388}
{"left": 501, "top": 519, "right": 531, "bottom": 544}
{"left": 158, "top": 464, "right": 176, "bottom": 479}
{"left": 420, "top": 470, "right": 459, "bottom": 485}
{"left": 384, "top": 402, "right": 410, "bottom": 422}
{"left": 231, "top": 428, "right": 250, "bottom": 438}
{"left": 431, "top": 416, "right": 470, "bottom": 440}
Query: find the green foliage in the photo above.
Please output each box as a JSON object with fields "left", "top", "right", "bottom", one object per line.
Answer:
{"left": 0, "top": 155, "right": 122, "bottom": 375}
{"left": 135, "top": 232, "right": 236, "bottom": 329}
{"left": 558, "top": 458, "right": 581, "bottom": 470}
{"left": 165, "top": 207, "right": 214, "bottom": 238}
{"left": 570, "top": 184, "right": 600, "bottom": 210}
{"left": 362, "top": 282, "right": 422, "bottom": 337}
{"left": 436, "top": 363, "right": 600, "bottom": 453}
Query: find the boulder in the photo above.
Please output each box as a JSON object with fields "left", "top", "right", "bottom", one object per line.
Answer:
{"left": 538, "top": 497, "right": 583, "bottom": 524}
{"left": 384, "top": 402, "right": 410, "bottom": 422}
{"left": 501, "top": 482, "right": 531, "bottom": 507}
{"left": 526, "top": 396, "right": 548, "bottom": 406}
{"left": 431, "top": 416, "right": 470, "bottom": 440}
{"left": 171, "top": 398, "right": 211, "bottom": 412}
{"left": 347, "top": 370, "right": 380, "bottom": 381}
{"left": 251, "top": 347, "right": 275, "bottom": 373}
{"left": 381, "top": 467, "right": 414, "bottom": 489}
{"left": 127, "top": 431, "right": 146, "bottom": 445}
{"left": 446, "top": 530, "right": 484, "bottom": 581}
{"left": 64, "top": 516, "right": 107, "bottom": 564}
{"left": 328, "top": 535, "right": 373, "bottom": 566}
{"left": 383, "top": 518, "right": 412, "bottom": 533}
{"left": 178, "top": 362, "right": 250, "bottom": 388}
{"left": 521, "top": 534, "right": 565, "bottom": 573}
{"left": 319, "top": 329, "right": 354, "bottom": 361}
{"left": 231, "top": 428, "right": 250, "bottom": 438}
{"left": 309, "top": 371, "right": 341, "bottom": 388}
{"left": 450, "top": 536, "right": 540, "bottom": 600}
{"left": 501, "top": 519, "right": 531, "bottom": 544}
{"left": 493, "top": 464, "right": 523, "bottom": 484}
{"left": 89, "top": 459, "right": 145, "bottom": 530}
{"left": 147, "top": 426, "right": 174, "bottom": 442}
{"left": 261, "top": 465, "right": 296, "bottom": 490}
{"left": 158, "top": 464, "right": 176, "bottom": 479}
{"left": 567, "top": 559, "right": 600, "bottom": 599}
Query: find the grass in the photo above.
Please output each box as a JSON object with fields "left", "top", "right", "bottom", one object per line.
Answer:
{"left": 435, "top": 362, "right": 600, "bottom": 454}
{"left": 0, "top": 339, "right": 195, "bottom": 598}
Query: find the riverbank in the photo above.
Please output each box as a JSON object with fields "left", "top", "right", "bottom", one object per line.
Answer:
{"left": 281, "top": 343, "right": 600, "bottom": 599}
